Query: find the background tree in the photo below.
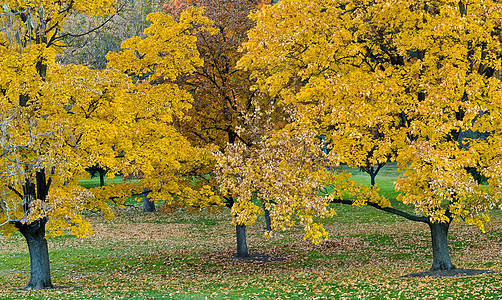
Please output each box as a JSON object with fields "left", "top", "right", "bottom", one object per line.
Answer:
{"left": 239, "top": 0, "right": 502, "bottom": 271}
{"left": 104, "top": 6, "right": 224, "bottom": 217}
{"left": 57, "top": 0, "right": 164, "bottom": 211}
{"left": 58, "top": 0, "right": 163, "bottom": 69}
{"left": 161, "top": 0, "right": 280, "bottom": 257}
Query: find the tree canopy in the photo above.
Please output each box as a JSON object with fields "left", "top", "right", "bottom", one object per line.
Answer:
{"left": 239, "top": 0, "right": 502, "bottom": 270}
{"left": 0, "top": 0, "right": 221, "bottom": 288}
{"left": 4, "top": 0, "right": 502, "bottom": 289}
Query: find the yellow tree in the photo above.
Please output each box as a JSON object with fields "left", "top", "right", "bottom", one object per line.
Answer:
{"left": 104, "top": 6, "right": 223, "bottom": 213}
{"left": 239, "top": 0, "right": 502, "bottom": 271}
{"left": 0, "top": 0, "right": 123, "bottom": 289}
{"left": 215, "top": 108, "right": 345, "bottom": 256}
{"left": 57, "top": 0, "right": 165, "bottom": 196}
{"left": 161, "top": 0, "right": 282, "bottom": 257}
{"left": 0, "top": 1, "right": 217, "bottom": 289}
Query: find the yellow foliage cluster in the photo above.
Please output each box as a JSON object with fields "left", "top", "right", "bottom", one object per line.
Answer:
{"left": 4, "top": 0, "right": 502, "bottom": 247}
{"left": 216, "top": 113, "right": 339, "bottom": 243}
{"left": 240, "top": 0, "right": 502, "bottom": 230}
{"left": 106, "top": 7, "right": 217, "bottom": 82}
{"left": 0, "top": 1, "right": 221, "bottom": 238}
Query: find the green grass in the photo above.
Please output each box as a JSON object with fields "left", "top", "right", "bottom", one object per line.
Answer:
{"left": 336, "top": 163, "right": 402, "bottom": 199}
{"left": 78, "top": 175, "right": 146, "bottom": 208}
{"left": 2, "top": 165, "right": 502, "bottom": 299}
{"left": 77, "top": 175, "right": 127, "bottom": 189}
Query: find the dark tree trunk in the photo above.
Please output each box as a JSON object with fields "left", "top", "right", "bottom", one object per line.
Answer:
{"left": 99, "top": 169, "right": 106, "bottom": 187}
{"left": 227, "top": 132, "right": 250, "bottom": 258}
{"left": 236, "top": 224, "right": 248, "bottom": 258}
{"left": 18, "top": 218, "right": 53, "bottom": 290}
{"left": 363, "top": 163, "right": 385, "bottom": 187}
{"left": 142, "top": 188, "right": 155, "bottom": 212}
{"left": 228, "top": 130, "right": 237, "bottom": 144}
{"left": 369, "top": 173, "right": 376, "bottom": 187}
{"left": 263, "top": 205, "right": 271, "bottom": 231}
{"left": 14, "top": 170, "right": 54, "bottom": 289}
{"left": 428, "top": 221, "right": 455, "bottom": 271}
{"left": 331, "top": 195, "right": 458, "bottom": 272}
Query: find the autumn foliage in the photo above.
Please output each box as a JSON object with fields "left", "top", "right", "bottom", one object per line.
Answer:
{"left": 239, "top": 0, "right": 502, "bottom": 270}
{"left": 0, "top": 0, "right": 222, "bottom": 289}
{"left": 3, "top": 0, "right": 502, "bottom": 291}
{"left": 162, "top": 0, "right": 264, "bottom": 149}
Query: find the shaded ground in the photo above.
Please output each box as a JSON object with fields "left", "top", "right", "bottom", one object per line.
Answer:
{"left": 232, "top": 252, "right": 285, "bottom": 262}
{"left": 403, "top": 268, "right": 498, "bottom": 278}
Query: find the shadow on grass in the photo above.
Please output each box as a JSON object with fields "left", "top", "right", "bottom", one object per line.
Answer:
{"left": 232, "top": 253, "right": 285, "bottom": 262}
{"left": 403, "top": 268, "right": 498, "bottom": 278}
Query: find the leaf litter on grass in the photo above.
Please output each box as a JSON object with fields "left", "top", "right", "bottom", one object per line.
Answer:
{"left": 1, "top": 207, "right": 502, "bottom": 299}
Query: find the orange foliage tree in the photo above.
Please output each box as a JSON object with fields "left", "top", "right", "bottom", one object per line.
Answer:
{"left": 239, "top": 0, "right": 502, "bottom": 271}
{"left": 163, "top": 0, "right": 355, "bottom": 258}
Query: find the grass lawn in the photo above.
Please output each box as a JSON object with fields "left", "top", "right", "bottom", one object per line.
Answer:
{"left": 78, "top": 175, "right": 132, "bottom": 189}
{"left": 1, "top": 165, "right": 502, "bottom": 299}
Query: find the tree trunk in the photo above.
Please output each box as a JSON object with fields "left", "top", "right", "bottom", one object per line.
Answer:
{"left": 99, "top": 169, "right": 106, "bottom": 187}
{"left": 236, "top": 224, "right": 248, "bottom": 258}
{"left": 369, "top": 173, "right": 376, "bottom": 187}
{"left": 227, "top": 132, "right": 249, "bottom": 258}
{"left": 14, "top": 170, "right": 54, "bottom": 289}
{"left": 263, "top": 205, "right": 271, "bottom": 231}
{"left": 428, "top": 221, "right": 455, "bottom": 271}
{"left": 364, "top": 163, "right": 384, "bottom": 187}
{"left": 18, "top": 218, "right": 53, "bottom": 290}
{"left": 142, "top": 188, "right": 155, "bottom": 212}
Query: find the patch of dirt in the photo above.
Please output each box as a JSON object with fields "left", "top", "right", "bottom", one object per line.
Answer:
{"left": 403, "top": 268, "right": 498, "bottom": 278}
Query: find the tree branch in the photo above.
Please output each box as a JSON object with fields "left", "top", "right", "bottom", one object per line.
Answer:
{"left": 6, "top": 185, "right": 23, "bottom": 199}
{"left": 331, "top": 198, "right": 430, "bottom": 224}
{"left": 54, "top": 14, "right": 116, "bottom": 41}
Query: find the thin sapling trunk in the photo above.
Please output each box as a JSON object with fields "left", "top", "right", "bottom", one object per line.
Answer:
{"left": 263, "top": 204, "right": 271, "bottom": 231}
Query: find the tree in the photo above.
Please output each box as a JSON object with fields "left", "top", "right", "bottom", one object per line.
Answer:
{"left": 0, "top": 1, "right": 218, "bottom": 289}
{"left": 162, "top": 0, "right": 268, "bottom": 148}
{"left": 215, "top": 109, "right": 359, "bottom": 249}
{"left": 58, "top": 0, "right": 164, "bottom": 69}
{"left": 59, "top": 0, "right": 164, "bottom": 213}
{"left": 239, "top": 0, "right": 502, "bottom": 271}
{"left": 0, "top": 0, "right": 127, "bottom": 289}
{"left": 104, "top": 6, "right": 224, "bottom": 214}
{"left": 161, "top": 0, "right": 279, "bottom": 257}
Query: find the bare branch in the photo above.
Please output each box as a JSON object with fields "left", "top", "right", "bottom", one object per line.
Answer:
{"left": 54, "top": 14, "right": 116, "bottom": 41}
{"left": 331, "top": 198, "right": 430, "bottom": 224}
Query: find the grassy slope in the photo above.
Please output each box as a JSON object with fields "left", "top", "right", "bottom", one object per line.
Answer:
{"left": 1, "top": 165, "right": 502, "bottom": 299}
